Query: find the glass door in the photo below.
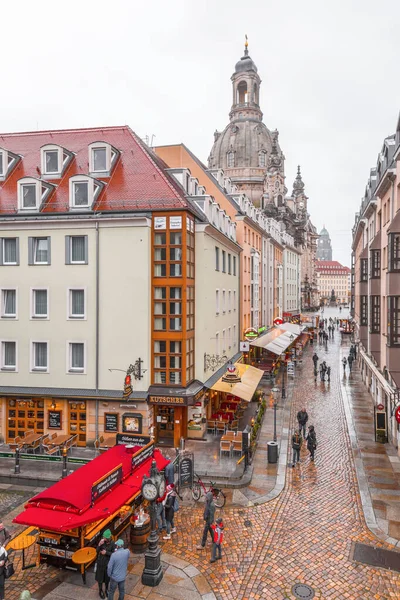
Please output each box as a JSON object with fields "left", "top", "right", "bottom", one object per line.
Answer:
{"left": 7, "top": 399, "right": 44, "bottom": 442}
{"left": 155, "top": 406, "right": 175, "bottom": 446}
{"left": 68, "top": 401, "right": 86, "bottom": 446}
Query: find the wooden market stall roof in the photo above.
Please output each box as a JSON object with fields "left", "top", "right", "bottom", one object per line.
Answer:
{"left": 210, "top": 363, "right": 264, "bottom": 402}
{"left": 13, "top": 445, "right": 168, "bottom": 532}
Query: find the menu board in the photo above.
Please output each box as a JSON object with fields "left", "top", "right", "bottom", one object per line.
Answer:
{"left": 105, "top": 413, "right": 119, "bottom": 433}
{"left": 132, "top": 443, "right": 154, "bottom": 469}
{"left": 178, "top": 455, "right": 193, "bottom": 489}
{"left": 91, "top": 464, "right": 123, "bottom": 504}
{"left": 116, "top": 433, "right": 150, "bottom": 447}
{"left": 48, "top": 410, "right": 62, "bottom": 429}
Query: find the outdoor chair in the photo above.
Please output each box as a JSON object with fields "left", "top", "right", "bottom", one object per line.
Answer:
{"left": 43, "top": 445, "right": 60, "bottom": 456}
{"left": 207, "top": 420, "right": 216, "bottom": 435}
{"left": 224, "top": 431, "right": 235, "bottom": 439}
{"left": 9, "top": 436, "right": 22, "bottom": 451}
{"left": 220, "top": 440, "right": 231, "bottom": 458}
{"left": 231, "top": 420, "right": 239, "bottom": 432}
{"left": 23, "top": 430, "right": 34, "bottom": 438}
{"left": 216, "top": 422, "right": 226, "bottom": 435}
{"left": 232, "top": 440, "right": 243, "bottom": 455}
{"left": 99, "top": 435, "right": 105, "bottom": 444}
{"left": 50, "top": 432, "right": 58, "bottom": 441}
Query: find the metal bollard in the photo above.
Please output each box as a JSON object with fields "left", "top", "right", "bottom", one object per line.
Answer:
{"left": 14, "top": 446, "right": 20, "bottom": 474}
{"left": 179, "top": 437, "right": 185, "bottom": 452}
{"left": 62, "top": 446, "right": 68, "bottom": 479}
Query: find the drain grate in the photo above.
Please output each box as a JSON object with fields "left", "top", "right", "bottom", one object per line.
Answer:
{"left": 244, "top": 520, "right": 252, "bottom": 527}
{"left": 292, "top": 583, "right": 315, "bottom": 599}
{"left": 353, "top": 542, "right": 400, "bottom": 573}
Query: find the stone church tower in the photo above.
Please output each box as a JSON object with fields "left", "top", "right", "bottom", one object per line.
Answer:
{"left": 208, "top": 39, "right": 284, "bottom": 207}
{"left": 316, "top": 226, "right": 333, "bottom": 261}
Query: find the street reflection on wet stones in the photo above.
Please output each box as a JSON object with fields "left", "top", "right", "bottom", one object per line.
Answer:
{"left": 166, "top": 308, "right": 400, "bottom": 599}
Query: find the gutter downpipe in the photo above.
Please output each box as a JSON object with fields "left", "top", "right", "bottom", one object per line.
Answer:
{"left": 95, "top": 221, "right": 100, "bottom": 443}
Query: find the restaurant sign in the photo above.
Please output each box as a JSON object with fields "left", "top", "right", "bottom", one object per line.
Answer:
{"left": 116, "top": 433, "right": 151, "bottom": 446}
{"left": 243, "top": 327, "right": 258, "bottom": 340}
{"left": 91, "top": 464, "right": 123, "bottom": 505}
{"left": 149, "top": 396, "right": 185, "bottom": 405}
{"left": 132, "top": 442, "right": 155, "bottom": 469}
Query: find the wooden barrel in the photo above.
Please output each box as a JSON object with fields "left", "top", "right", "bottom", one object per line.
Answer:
{"left": 129, "top": 517, "right": 151, "bottom": 553}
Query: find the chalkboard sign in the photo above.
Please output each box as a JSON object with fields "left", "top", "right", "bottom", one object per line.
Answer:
{"left": 376, "top": 412, "right": 386, "bottom": 430}
{"left": 178, "top": 455, "right": 193, "bottom": 489}
{"left": 105, "top": 413, "right": 119, "bottom": 433}
{"left": 48, "top": 410, "right": 62, "bottom": 429}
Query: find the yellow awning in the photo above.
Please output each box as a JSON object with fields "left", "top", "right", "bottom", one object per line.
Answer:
{"left": 210, "top": 363, "right": 264, "bottom": 402}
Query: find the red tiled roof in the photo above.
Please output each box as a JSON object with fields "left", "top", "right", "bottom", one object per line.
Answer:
{"left": 315, "top": 260, "right": 350, "bottom": 274}
{"left": 0, "top": 126, "right": 189, "bottom": 214}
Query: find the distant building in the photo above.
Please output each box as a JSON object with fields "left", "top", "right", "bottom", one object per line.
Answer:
{"left": 316, "top": 226, "right": 333, "bottom": 261}
{"left": 316, "top": 261, "right": 351, "bottom": 305}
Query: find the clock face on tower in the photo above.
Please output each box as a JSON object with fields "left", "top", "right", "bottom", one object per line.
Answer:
{"left": 142, "top": 480, "right": 158, "bottom": 501}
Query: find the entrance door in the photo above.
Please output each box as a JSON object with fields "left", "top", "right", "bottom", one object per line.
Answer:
{"left": 7, "top": 399, "right": 44, "bottom": 442}
{"left": 155, "top": 406, "right": 175, "bottom": 446}
{"left": 68, "top": 402, "right": 87, "bottom": 447}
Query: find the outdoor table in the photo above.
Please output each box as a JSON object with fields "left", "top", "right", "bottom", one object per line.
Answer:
{"left": 100, "top": 436, "right": 116, "bottom": 449}
{"left": 21, "top": 434, "right": 43, "bottom": 453}
{"left": 8, "top": 533, "right": 37, "bottom": 570}
{"left": 48, "top": 434, "right": 72, "bottom": 447}
{"left": 72, "top": 547, "right": 97, "bottom": 584}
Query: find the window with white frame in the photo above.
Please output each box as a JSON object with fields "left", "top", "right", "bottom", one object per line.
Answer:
{"left": 89, "top": 142, "right": 119, "bottom": 175}
{"left": 228, "top": 290, "right": 231, "bottom": 312}
{"left": 228, "top": 326, "right": 231, "bottom": 349}
{"left": 68, "top": 289, "right": 85, "bottom": 319}
{"left": 216, "top": 289, "right": 220, "bottom": 314}
{"left": 1, "top": 289, "right": 17, "bottom": 318}
{"left": 233, "top": 290, "right": 236, "bottom": 310}
{"left": 1, "top": 341, "right": 17, "bottom": 371}
{"left": 222, "top": 329, "right": 226, "bottom": 352}
{"left": 0, "top": 237, "right": 19, "bottom": 265}
{"left": 68, "top": 342, "right": 85, "bottom": 373}
{"left": 32, "top": 289, "right": 48, "bottom": 318}
{"left": 65, "top": 235, "right": 88, "bottom": 264}
{"left": 41, "top": 144, "right": 73, "bottom": 177}
{"left": 18, "top": 177, "right": 53, "bottom": 211}
{"left": 69, "top": 175, "right": 103, "bottom": 209}
{"left": 32, "top": 341, "right": 48, "bottom": 371}
{"left": 28, "top": 237, "right": 51, "bottom": 265}
{"left": 0, "top": 147, "right": 19, "bottom": 181}
{"left": 222, "top": 289, "right": 226, "bottom": 313}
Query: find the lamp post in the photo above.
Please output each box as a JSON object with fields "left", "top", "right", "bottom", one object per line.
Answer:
{"left": 271, "top": 386, "right": 279, "bottom": 442}
{"left": 141, "top": 460, "right": 166, "bottom": 587}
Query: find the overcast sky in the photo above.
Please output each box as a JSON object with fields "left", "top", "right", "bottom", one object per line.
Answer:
{"left": 2, "top": 0, "right": 400, "bottom": 267}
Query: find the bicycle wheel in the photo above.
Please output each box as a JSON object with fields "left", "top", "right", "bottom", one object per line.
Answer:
{"left": 213, "top": 489, "right": 226, "bottom": 508}
{"left": 192, "top": 481, "right": 202, "bottom": 501}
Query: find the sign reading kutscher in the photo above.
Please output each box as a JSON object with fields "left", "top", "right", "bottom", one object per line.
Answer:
{"left": 149, "top": 396, "right": 185, "bottom": 405}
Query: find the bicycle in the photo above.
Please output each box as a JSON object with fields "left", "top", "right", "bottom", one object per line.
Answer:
{"left": 191, "top": 473, "right": 226, "bottom": 508}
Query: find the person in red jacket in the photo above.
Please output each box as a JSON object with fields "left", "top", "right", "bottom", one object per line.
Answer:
{"left": 210, "top": 518, "right": 224, "bottom": 563}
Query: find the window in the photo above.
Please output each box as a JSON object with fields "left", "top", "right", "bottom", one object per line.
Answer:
{"left": 73, "top": 181, "right": 89, "bottom": 206}
{"left": 1, "top": 289, "right": 17, "bottom": 318}
{"left": 1, "top": 341, "right": 17, "bottom": 371}
{"left": 228, "top": 254, "right": 231, "bottom": 274}
{"left": 68, "top": 342, "right": 85, "bottom": 373}
{"left": 228, "top": 326, "right": 231, "bottom": 349}
{"left": 68, "top": 289, "right": 85, "bottom": 319}
{"left": 258, "top": 151, "right": 267, "bottom": 168}
{"left": 69, "top": 175, "right": 103, "bottom": 209}
{"left": 22, "top": 183, "right": 36, "bottom": 208}
{"left": 28, "top": 237, "right": 51, "bottom": 265}
{"left": 215, "top": 247, "right": 220, "bottom": 271}
{"left": 360, "top": 258, "right": 368, "bottom": 282}
{"left": 18, "top": 177, "right": 53, "bottom": 211}
{"left": 154, "top": 318, "right": 166, "bottom": 330}
{"left": 222, "top": 289, "right": 226, "bottom": 313}
{"left": 222, "top": 251, "right": 226, "bottom": 273}
{"left": 370, "top": 250, "right": 381, "bottom": 278}
{"left": 65, "top": 235, "right": 88, "bottom": 264}
{"left": 227, "top": 151, "right": 235, "bottom": 168}
{"left": 92, "top": 148, "right": 107, "bottom": 172}
{"left": 0, "top": 152, "right": 3, "bottom": 176}
{"left": 44, "top": 150, "right": 59, "bottom": 173}
{"left": 388, "top": 234, "right": 400, "bottom": 272}
{"left": 233, "top": 256, "right": 237, "bottom": 276}
{"left": 228, "top": 290, "right": 231, "bottom": 312}
{"left": 170, "top": 263, "right": 182, "bottom": 277}
{"left": 233, "top": 290, "right": 236, "bottom": 310}
{"left": 222, "top": 329, "right": 226, "bottom": 353}
{"left": 370, "top": 296, "right": 380, "bottom": 333}
{"left": 32, "top": 341, "right": 48, "bottom": 371}
{"left": 360, "top": 295, "right": 368, "bottom": 326}
{"left": 89, "top": 142, "right": 119, "bottom": 174}
{"left": 32, "top": 289, "right": 48, "bottom": 319}
{"left": 216, "top": 289, "right": 220, "bottom": 314}
{"left": 0, "top": 238, "right": 19, "bottom": 265}
{"left": 41, "top": 144, "right": 73, "bottom": 177}
{"left": 388, "top": 296, "right": 400, "bottom": 346}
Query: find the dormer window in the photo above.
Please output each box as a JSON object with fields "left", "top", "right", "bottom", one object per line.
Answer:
{"left": 88, "top": 142, "right": 119, "bottom": 176}
{"left": 18, "top": 177, "right": 54, "bottom": 212}
{"left": 0, "top": 147, "right": 20, "bottom": 181}
{"left": 41, "top": 144, "right": 74, "bottom": 179}
{"left": 69, "top": 175, "right": 104, "bottom": 210}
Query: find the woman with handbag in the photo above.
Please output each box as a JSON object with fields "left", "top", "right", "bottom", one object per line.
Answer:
{"left": 306, "top": 425, "right": 317, "bottom": 462}
{"left": 0, "top": 543, "right": 8, "bottom": 600}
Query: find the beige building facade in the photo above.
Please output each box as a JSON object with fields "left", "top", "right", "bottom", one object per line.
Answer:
{"left": 315, "top": 261, "right": 351, "bottom": 305}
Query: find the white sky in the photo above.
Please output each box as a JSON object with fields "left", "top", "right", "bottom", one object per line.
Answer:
{"left": 2, "top": 0, "right": 400, "bottom": 267}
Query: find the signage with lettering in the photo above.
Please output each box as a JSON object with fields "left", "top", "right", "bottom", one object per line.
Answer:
{"left": 122, "top": 413, "right": 143, "bottom": 433}
{"left": 244, "top": 327, "right": 258, "bottom": 340}
{"left": 178, "top": 454, "right": 194, "bottom": 489}
{"left": 170, "top": 216, "right": 182, "bottom": 229}
{"left": 48, "top": 410, "right": 62, "bottom": 429}
{"left": 154, "top": 216, "right": 166, "bottom": 230}
{"left": 116, "top": 433, "right": 151, "bottom": 446}
{"left": 131, "top": 442, "right": 154, "bottom": 469}
{"left": 91, "top": 464, "right": 123, "bottom": 504}
{"left": 149, "top": 396, "right": 185, "bottom": 405}
{"left": 104, "top": 413, "right": 119, "bottom": 433}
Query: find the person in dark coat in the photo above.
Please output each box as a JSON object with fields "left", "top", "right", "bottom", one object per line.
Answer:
{"left": 348, "top": 354, "right": 353, "bottom": 372}
{"left": 95, "top": 529, "right": 115, "bottom": 599}
{"left": 291, "top": 430, "right": 302, "bottom": 467}
{"left": 312, "top": 353, "right": 318, "bottom": 367}
{"left": 306, "top": 425, "right": 317, "bottom": 461}
{"left": 164, "top": 461, "right": 175, "bottom": 486}
{"left": 326, "top": 366, "right": 331, "bottom": 382}
{"left": 196, "top": 491, "right": 215, "bottom": 550}
{"left": 163, "top": 484, "right": 177, "bottom": 540}
{"left": 0, "top": 544, "right": 7, "bottom": 600}
{"left": 297, "top": 408, "right": 308, "bottom": 438}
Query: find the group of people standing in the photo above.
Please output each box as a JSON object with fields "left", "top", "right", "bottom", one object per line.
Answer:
{"left": 312, "top": 352, "right": 331, "bottom": 382}
{"left": 342, "top": 344, "right": 357, "bottom": 374}
{"left": 292, "top": 408, "right": 317, "bottom": 467}
{"left": 196, "top": 492, "right": 224, "bottom": 563}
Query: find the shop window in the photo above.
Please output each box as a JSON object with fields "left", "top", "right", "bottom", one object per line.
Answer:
{"left": 170, "top": 371, "right": 181, "bottom": 384}
{"left": 360, "top": 295, "right": 368, "bottom": 326}
{"left": 370, "top": 296, "right": 380, "bottom": 333}
{"left": 388, "top": 296, "right": 400, "bottom": 346}
{"left": 154, "top": 371, "right": 167, "bottom": 383}
{"left": 122, "top": 413, "right": 143, "bottom": 433}
{"left": 388, "top": 233, "right": 400, "bottom": 272}
{"left": 7, "top": 398, "right": 44, "bottom": 442}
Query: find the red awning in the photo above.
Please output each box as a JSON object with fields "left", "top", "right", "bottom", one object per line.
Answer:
{"left": 13, "top": 447, "right": 169, "bottom": 532}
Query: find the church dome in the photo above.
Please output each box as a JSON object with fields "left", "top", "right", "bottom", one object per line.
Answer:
{"left": 320, "top": 226, "right": 329, "bottom": 236}
{"left": 235, "top": 54, "right": 258, "bottom": 74}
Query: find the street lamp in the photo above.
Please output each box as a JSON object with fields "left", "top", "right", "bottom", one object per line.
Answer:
{"left": 141, "top": 460, "right": 166, "bottom": 587}
{"left": 271, "top": 386, "right": 279, "bottom": 442}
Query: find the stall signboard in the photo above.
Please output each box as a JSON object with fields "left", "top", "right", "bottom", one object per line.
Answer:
{"left": 178, "top": 454, "right": 194, "bottom": 489}
{"left": 105, "top": 413, "right": 119, "bottom": 433}
{"left": 116, "top": 433, "right": 150, "bottom": 446}
{"left": 131, "top": 442, "right": 154, "bottom": 469}
{"left": 48, "top": 411, "right": 62, "bottom": 429}
{"left": 91, "top": 464, "right": 123, "bottom": 505}
{"left": 170, "top": 216, "right": 182, "bottom": 229}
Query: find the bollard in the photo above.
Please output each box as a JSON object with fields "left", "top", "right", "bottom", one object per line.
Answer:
{"left": 62, "top": 446, "right": 68, "bottom": 479}
{"left": 179, "top": 437, "right": 185, "bottom": 452}
{"left": 14, "top": 446, "right": 20, "bottom": 474}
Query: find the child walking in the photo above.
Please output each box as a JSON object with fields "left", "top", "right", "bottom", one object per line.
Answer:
{"left": 210, "top": 518, "right": 224, "bottom": 563}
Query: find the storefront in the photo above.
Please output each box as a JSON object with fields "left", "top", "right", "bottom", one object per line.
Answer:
{"left": 147, "top": 381, "right": 204, "bottom": 447}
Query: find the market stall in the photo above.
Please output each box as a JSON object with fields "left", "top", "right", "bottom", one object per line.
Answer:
{"left": 13, "top": 442, "right": 169, "bottom": 574}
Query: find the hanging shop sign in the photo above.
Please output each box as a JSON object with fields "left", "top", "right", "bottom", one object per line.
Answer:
{"left": 116, "top": 433, "right": 151, "bottom": 446}
{"left": 149, "top": 396, "right": 185, "bottom": 405}
{"left": 273, "top": 317, "right": 283, "bottom": 326}
{"left": 48, "top": 410, "right": 62, "bottom": 430}
{"left": 377, "top": 404, "right": 385, "bottom": 411}
{"left": 395, "top": 406, "right": 400, "bottom": 424}
{"left": 244, "top": 328, "right": 258, "bottom": 340}
{"left": 91, "top": 464, "right": 123, "bottom": 505}
{"left": 258, "top": 326, "right": 266, "bottom": 334}
{"left": 240, "top": 341, "right": 250, "bottom": 352}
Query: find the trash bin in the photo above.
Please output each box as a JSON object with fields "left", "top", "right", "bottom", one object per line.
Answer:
{"left": 267, "top": 441, "right": 278, "bottom": 464}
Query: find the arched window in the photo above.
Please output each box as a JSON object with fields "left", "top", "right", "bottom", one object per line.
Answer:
{"left": 258, "top": 151, "right": 266, "bottom": 168}
{"left": 253, "top": 83, "right": 259, "bottom": 104}
{"left": 277, "top": 195, "right": 283, "bottom": 207}
{"left": 237, "top": 81, "right": 248, "bottom": 104}
{"left": 227, "top": 151, "right": 235, "bottom": 168}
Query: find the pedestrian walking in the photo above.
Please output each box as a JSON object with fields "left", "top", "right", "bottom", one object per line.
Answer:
{"left": 314, "top": 366, "right": 318, "bottom": 382}
{"left": 312, "top": 352, "right": 319, "bottom": 367}
{"left": 95, "top": 529, "right": 115, "bottom": 599}
{"left": 328, "top": 325, "right": 332, "bottom": 337}
{"left": 164, "top": 460, "right": 175, "bottom": 486}
{"left": 342, "top": 356, "right": 347, "bottom": 373}
{"left": 297, "top": 408, "right": 308, "bottom": 438}
{"left": 327, "top": 366, "right": 331, "bottom": 382}
{"left": 107, "top": 539, "right": 129, "bottom": 600}
{"left": 210, "top": 518, "right": 224, "bottom": 563}
{"left": 0, "top": 544, "right": 8, "bottom": 600}
{"left": 291, "top": 430, "right": 303, "bottom": 467}
{"left": 196, "top": 491, "right": 215, "bottom": 550}
{"left": 306, "top": 425, "right": 317, "bottom": 461}
{"left": 0, "top": 524, "right": 10, "bottom": 549}
{"left": 163, "top": 484, "right": 177, "bottom": 540}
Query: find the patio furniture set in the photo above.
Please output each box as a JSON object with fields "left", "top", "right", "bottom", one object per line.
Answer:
{"left": 9, "top": 431, "right": 78, "bottom": 455}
